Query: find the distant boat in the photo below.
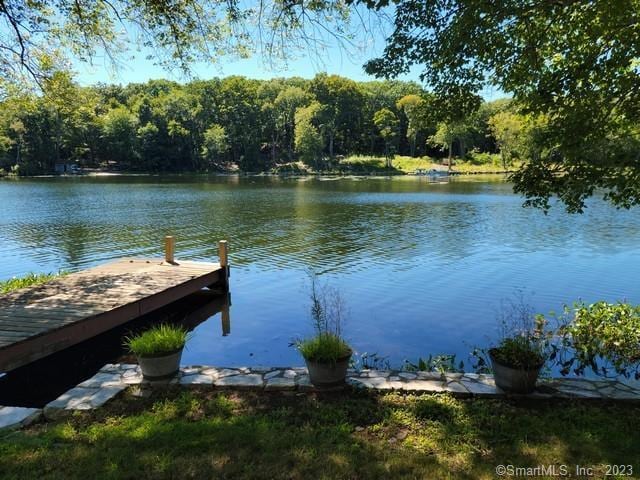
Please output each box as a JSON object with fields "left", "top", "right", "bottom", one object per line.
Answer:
{"left": 414, "top": 168, "right": 449, "bottom": 178}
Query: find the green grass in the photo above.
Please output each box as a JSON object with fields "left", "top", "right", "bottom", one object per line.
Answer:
{"left": 1, "top": 389, "right": 638, "bottom": 479}
{"left": 296, "top": 333, "right": 351, "bottom": 363}
{"left": 341, "top": 155, "right": 512, "bottom": 174}
{"left": 0, "top": 272, "right": 64, "bottom": 294}
{"left": 124, "top": 324, "right": 189, "bottom": 357}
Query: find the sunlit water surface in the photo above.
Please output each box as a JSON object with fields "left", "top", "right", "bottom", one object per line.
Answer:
{"left": 1, "top": 175, "right": 639, "bottom": 369}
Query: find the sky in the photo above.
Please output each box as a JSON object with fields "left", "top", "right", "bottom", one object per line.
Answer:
{"left": 72, "top": 11, "right": 413, "bottom": 86}
{"left": 74, "top": 44, "right": 401, "bottom": 85}
{"left": 71, "top": 5, "right": 505, "bottom": 101}
{"left": 74, "top": 48, "right": 506, "bottom": 101}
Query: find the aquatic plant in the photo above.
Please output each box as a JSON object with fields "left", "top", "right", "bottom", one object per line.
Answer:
{"left": 403, "top": 354, "right": 464, "bottom": 374}
{"left": 552, "top": 301, "right": 640, "bottom": 379}
{"left": 0, "top": 272, "right": 66, "bottom": 294}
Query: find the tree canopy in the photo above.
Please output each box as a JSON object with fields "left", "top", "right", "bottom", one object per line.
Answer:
{"left": 0, "top": 73, "right": 522, "bottom": 174}
{"left": 0, "top": 0, "right": 363, "bottom": 84}
{"left": 360, "top": 0, "right": 640, "bottom": 212}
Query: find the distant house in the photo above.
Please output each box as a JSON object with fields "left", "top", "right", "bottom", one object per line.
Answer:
{"left": 54, "top": 163, "right": 80, "bottom": 174}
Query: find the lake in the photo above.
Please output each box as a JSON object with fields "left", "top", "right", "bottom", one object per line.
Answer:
{"left": 2, "top": 174, "right": 640, "bottom": 371}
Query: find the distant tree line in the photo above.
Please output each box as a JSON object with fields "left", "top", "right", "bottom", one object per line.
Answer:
{"left": 0, "top": 72, "right": 535, "bottom": 175}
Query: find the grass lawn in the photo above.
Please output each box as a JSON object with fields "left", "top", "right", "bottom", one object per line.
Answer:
{"left": 1, "top": 388, "right": 638, "bottom": 479}
{"left": 341, "top": 155, "right": 512, "bottom": 174}
{"left": 0, "top": 272, "right": 64, "bottom": 294}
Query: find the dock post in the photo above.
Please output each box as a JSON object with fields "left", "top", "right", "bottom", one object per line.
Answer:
{"left": 221, "top": 297, "right": 231, "bottom": 336}
{"left": 218, "top": 240, "right": 229, "bottom": 290}
{"left": 165, "top": 236, "right": 176, "bottom": 264}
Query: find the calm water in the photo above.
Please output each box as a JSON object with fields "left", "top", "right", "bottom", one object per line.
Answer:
{"left": 2, "top": 175, "right": 640, "bottom": 370}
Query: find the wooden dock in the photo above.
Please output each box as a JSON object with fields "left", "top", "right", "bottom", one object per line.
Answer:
{"left": 0, "top": 239, "right": 229, "bottom": 372}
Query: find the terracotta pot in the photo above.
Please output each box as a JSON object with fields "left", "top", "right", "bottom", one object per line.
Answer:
{"left": 489, "top": 348, "right": 543, "bottom": 394}
{"left": 304, "top": 352, "right": 352, "bottom": 387}
{"left": 137, "top": 348, "right": 183, "bottom": 380}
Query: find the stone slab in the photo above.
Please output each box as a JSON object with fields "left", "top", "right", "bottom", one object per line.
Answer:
{"left": 78, "top": 372, "right": 123, "bottom": 388}
{"left": 401, "top": 380, "right": 446, "bottom": 392}
{"left": 180, "top": 374, "right": 214, "bottom": 386}
{"left": 89, "top": 385, "right": 127, "bottom": 408}
{"left": 215, "top": 374, "right": 264, "bottom": 388}
{"left": 0, "top": 407, "right": 41, "bottom": 430}
{"left": 265, "top": 377, "right": 296, "bottom": 391}
{"left": 264, "top": 370, "right": 282, "bottom": 380}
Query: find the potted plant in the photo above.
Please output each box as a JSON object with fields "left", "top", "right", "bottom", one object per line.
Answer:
{"left": 297, "top": 333, "right": 352, "bottom": 386}
{"left": 124, "top": 324, "right": 190, "bottom": 380}
{"left": 295, "top": 274, "right": 352, "bottom": 387}
{"left": 489, "top": 333, "right": 546, "bottom": 393}
{"left": 472, "top": 296, "right": 550, "bottom": 393}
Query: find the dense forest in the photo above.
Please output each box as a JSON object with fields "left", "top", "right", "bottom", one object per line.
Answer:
{"left": 0, "top": 72, "right": 526, "bottom": 175}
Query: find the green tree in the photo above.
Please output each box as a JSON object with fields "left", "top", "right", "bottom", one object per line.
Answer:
{"left": 361, "top": 0, "right": 640, "bottom": 212}
{"left": 429, "top": 122, "right": 471, "bottom": 171}
{"left": 42, "top": 71, "right": 83, "bottom": 168}
{"left": 202, "top": 124, "right": 229, "bottom": 168}
{"left": 396, "top": 94, "right": 427, "bottom": 157}
{"left": 273, "top": 86, "right": 312, "bottom": 161}
{"left": 295, "top": 102, "right": 324, "bottom": 168}
{"left": 373, "top": 108, "right": 399, "bottom": 168}
{"left": 1, "top": 1, "right": 358, "bottom": 89}
{"left": 217, "top": 77, "right": 262, "bottom": 170}
{"left": 101, "top": 107, "right": 138, "bottom": 166}
{"left": 309, "top": 74, "right": 364, "bottom": 157}
{"left": 488, "top": 111, "right": 524, "bottom": 170}
{"left": 136, "top": 122, "right": 162, "bottom": 171}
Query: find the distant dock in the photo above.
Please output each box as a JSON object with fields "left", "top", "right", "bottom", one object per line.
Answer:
{"left": 0, "top": 238, "right": 229, "bottom": 372}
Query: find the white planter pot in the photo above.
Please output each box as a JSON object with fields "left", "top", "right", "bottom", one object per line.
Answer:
{"left": 305, "top": 353, "right": 352, "bottom": 387}
{"left": 489, "top": 349, "right": 543, "bottom": 394}
{"left": 137, "top": 348, "right": 184, "bottom": 380}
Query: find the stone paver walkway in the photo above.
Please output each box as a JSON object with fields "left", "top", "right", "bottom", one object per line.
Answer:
{"left": 2, "top": 364, "right": 639, "bottom": 429}
{"left": 41, "top": 364, "right": 640, "bottom": 420}
{"left": 0, "top": 406, "right": 41, "bottom": 431}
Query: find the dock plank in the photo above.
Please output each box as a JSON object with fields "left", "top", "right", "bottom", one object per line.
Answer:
{"left": 0, "top": 258, "right": 225, "bottom": 371}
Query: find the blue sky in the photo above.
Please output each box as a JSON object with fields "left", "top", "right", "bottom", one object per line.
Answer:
{"left": 71, "top": 8, "right": 505, "bottom": 101}
{"left": 74, "top": 51, "right": 505, "bottom": 101}
{"left": 73, "top": 13, "right": 412, "bottom": 86}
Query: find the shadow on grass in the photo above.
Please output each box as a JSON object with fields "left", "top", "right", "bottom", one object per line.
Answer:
{"left": 1, "top": 389, "right": 639, "bottom": 479}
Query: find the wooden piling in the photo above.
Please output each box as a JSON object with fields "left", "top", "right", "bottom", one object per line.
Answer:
{"left": 221, "top": 302, "right": 231, "bottom": 336}
{"left": 165, "top": 236, "right": 175, "bottom": 264}
{"left": 218, "top": 240, "right": 229, "bottom": 290}
{"left": 218, "top": 240, "right": 228, "bottom": 267}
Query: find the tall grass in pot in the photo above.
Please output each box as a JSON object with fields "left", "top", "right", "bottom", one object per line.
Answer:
{"left": 295, "top": 274, "right": 352, "bottom": 387}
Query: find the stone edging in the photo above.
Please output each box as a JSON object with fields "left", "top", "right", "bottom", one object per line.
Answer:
{"left": 2, "top": 364, "right": 639, "bottom": 430}
{"left": 0, "top": 406, "right": 41, "bottom": 431}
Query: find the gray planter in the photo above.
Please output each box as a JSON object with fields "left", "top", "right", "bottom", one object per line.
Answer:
{"left": 489, "top": 349, "right": 543, "bottom": 394}
{"left": 137, "top": 348, "right": 183, "bottom": 380}
{"left": 305, "top": 353, "right": 352, "bottom": 387}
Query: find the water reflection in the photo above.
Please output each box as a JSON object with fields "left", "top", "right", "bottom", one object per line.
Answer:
{"left": 0, "top": 291, "right": 231, "bottom": 407}
{"left": 1, "top": 175, "right": 640, "bottom": 372}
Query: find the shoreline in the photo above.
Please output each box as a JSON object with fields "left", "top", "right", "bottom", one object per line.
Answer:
{"left": 1, "top": 169, "right": 514, "bottom": 180}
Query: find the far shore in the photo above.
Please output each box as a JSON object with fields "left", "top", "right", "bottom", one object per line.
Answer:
{"left": 0, "top": 155, "right": 516, "bottom": 180}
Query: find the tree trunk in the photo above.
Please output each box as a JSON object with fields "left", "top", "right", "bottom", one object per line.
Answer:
{"left": 385, "top": 143, "right": 392, "bottom": 169}
{"left": 448, "top": 142, "right": 453, "bottom": 171}
{"left": 328, "top": 132, "right": 334, "bottom": 158}
{"left": 271, "top": 133, "right": 277, "bottom": 165}
{"left": 287, "top": 125, "right": 294, "bottom": 161}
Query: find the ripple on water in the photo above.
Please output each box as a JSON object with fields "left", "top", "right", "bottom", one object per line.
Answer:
{"left": 1, "top": 175, "right": 640, "bottom": 367}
